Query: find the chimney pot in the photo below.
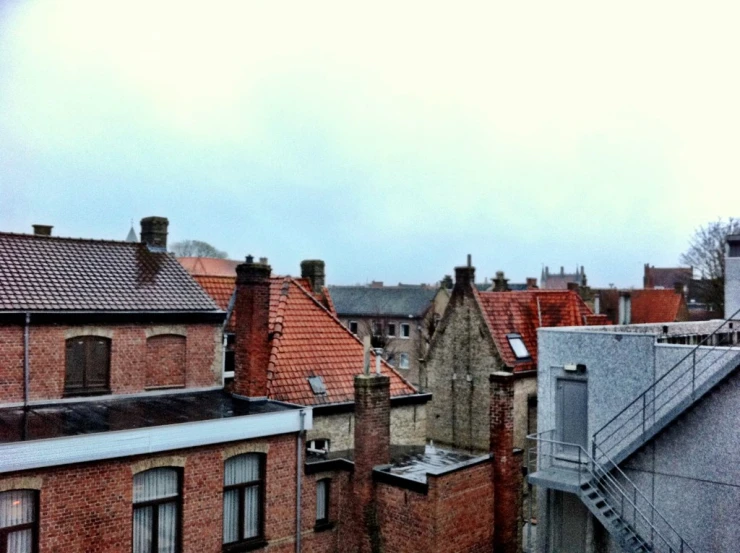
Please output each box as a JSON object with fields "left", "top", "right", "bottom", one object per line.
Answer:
{"left": 526, "top": 278, "right": 538, "bottom": 289}
{"left": 454, "top": 264, "right": 476, "bottom": 289}
{"left": 300, "top": 259, "right": 326, "bottom": 295}
{"left": 259, "top": 257, "right": 268, "bottom": 264}
{"left": 32, "top": 224, "right": 53, "bottom": 236}
{"left": 674, "top": 282, "right": 684, "bottom": 295}
{"left": 493, "top": 270, "right": 509, "bottom": 292}
{"left": 567, "top": 282, "right": 580, "bottom": 291}
{"left": 140, "top": 216, "right": 169, "bottom": 250}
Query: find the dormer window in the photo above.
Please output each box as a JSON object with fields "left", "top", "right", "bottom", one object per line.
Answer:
{"left": 308, "top": 375, "right": 327, "bottom": 395}
{"left": 507, "top": 334, "right": 530, "bottom": 360}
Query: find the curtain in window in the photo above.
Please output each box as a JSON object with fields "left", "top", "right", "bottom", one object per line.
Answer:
{"left": 7, "top": 530, "right": 33, "bottom": 553}
{"left": 157, "top": 502, "right": 177, "bottom": 553}
{"left": 133, "top": 507, "right": 153, "bottom": 553}
{"left": 134, "top": 468, "right": 179, "bottom": 502}
{"left": 316, "top": 480, "right": 328, "bottom": 522}
{"left": 133, "top": 469, "right": 179, "bottom": 553}
{"left": 222, "top": 489, "right": 239, "bottom": 543}
{"left": 224, "top": 455, "right": 259, "bottom": 486}
{"left": 0, "top": 490, "right": 34, "bottom": 553}
{"left": 243, "top": 486, "right": 259, "bottom": 539}
{"left": 223, "top": 454, "right": 262, "bottom": 543}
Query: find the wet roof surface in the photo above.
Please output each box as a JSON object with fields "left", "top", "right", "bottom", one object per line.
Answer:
{"left": 0, "top": 390, "right": 294, "bottom": 443}
{"left": 384, "top": 444, "right": 486, "bottom": 483}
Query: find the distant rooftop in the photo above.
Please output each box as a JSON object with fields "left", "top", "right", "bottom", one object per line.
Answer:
{"left": 329, "top": 285, "right": 437, "bottom": 317}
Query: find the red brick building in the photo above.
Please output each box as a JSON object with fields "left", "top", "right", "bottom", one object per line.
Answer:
{"left": 0, "top": 221, "right": 520, "bottom": 553}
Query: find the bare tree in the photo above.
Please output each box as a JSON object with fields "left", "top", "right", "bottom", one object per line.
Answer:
{"left": 680, "top": 218, "right": 740, "bottom": 312}
{"left": 170, "top": 240, "right": 228, "bottom": 258}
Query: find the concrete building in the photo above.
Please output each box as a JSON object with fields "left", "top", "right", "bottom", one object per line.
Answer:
{"left": 528, "top": 236, "right": 740, "bottom": 552}
{"left": 329, "top": 283, "right": 448, "bottom": 386}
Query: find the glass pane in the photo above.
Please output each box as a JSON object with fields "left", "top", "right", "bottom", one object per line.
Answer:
{"left": 133, "top": 506, "right": 153, "bottom": 553}
{"left": 7, "top": 529, "right": 33, "bottom": 553}
{"left": 157, "top": 502, "right": 177, "bottom": 553}
{"left": 0, "top": 490, "right": 34, "bottom": 528}
{"left": 243, "top": 486, "right": 260, "bottom": 539}
{"left": 134, "top": 468, "right": 179, "bottom": 502}
{"left": 316, "top": 481, "right": 327, "bottom": 521}
{"left": 222, "top": 489, "right": 239, "bottom": 544}
{"left": 225, "top": 455, "right": 260, "bottom": 486}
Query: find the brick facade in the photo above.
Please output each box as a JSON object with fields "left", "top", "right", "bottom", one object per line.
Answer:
{"left": 0, "top": 323, "right": 221, "bottom": 403}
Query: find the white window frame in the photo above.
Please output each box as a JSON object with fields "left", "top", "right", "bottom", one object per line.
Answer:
{"left": 399, "top": 353, "right": 410, "bottom": 369}
{"left": 507, "top": 333, "right": 531, "bottom": 359}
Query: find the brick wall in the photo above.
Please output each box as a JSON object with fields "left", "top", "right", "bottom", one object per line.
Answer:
{"left": 376, "top": 460, "right": 494, "bottom": 553}
{"left": 0, "top": 323, "right": 221, "bottom": 403}
{"left": 146, "top": 335, "right": 186, "bottom": 388}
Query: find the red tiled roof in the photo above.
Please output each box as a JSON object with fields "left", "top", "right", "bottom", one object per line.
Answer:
{"left": 178, "top": 257, "right": 240, "bottom": 277}
{"left": 194, "top": 273, "right": 416, "bottom": 405}
{"left": 631, "top": 289, "right": 686, "bottom": 324}
{"left": 266, "top": 278, "right": 416, "bottom": 405}
{"left": 475, "top": 290, "right": 599, "bottom": 372}
{"left": 0, "top": 233, "right": 220, "bottom": 312}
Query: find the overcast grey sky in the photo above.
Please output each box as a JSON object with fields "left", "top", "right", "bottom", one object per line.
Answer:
{"left": 1, "top": 1, "right": 739, "bottom": 287}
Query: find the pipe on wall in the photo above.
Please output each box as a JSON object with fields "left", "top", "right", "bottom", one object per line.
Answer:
{"left": 295, "top": 409, "right": 306, "bottom": 552}
{"left": 23, "top": 313, "right": 30, "bottom": 410}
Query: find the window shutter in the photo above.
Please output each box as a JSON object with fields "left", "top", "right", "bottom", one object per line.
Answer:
{"left": 86, "top": 338, "right": 110, "bottom": 389}
{"left": 65, "top": 340, "right": 86, "bottom": 391}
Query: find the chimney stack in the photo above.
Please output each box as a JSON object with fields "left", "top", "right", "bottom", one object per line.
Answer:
{"left": 353, "top": 370, "right": 391, "bottom": 552}
{"left": 233, "top": 255, "right": 272, "bottom": 398}
{"left": 32, "top": 225, "right": 53, "bottom": 236}
{"left": 493, "top": 271, "right": 509, "bottom": 292}
{"left": 567, "top": 282, "right": 580, "bottom": 292}
{"left": 454, "top": 257, "right": 475, "bottom": 289}
{"left": 674, "top": 282, "right": 685, "bottom": 296}
{"left": 525, "top": 277, "right": 537, "bottom": 290}
{"left": 300, "top": 259, "right": 325, "bottom": 295}
{"left": 140, "top": 216, "right": 169, "bottom": 250}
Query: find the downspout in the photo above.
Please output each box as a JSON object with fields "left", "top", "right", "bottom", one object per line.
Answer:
{"left": 221, "top": 290, "right": 238, "bottom": 385}
{"left": 295, "top": 409, "right": 306, "bottom": 553}
{"left": 24, "top": 312, "right": 30, "bottom": 410}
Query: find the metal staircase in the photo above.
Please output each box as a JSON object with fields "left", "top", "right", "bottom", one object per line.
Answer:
{"left": 528, "top": 313, "right": 740, "bottom": 553}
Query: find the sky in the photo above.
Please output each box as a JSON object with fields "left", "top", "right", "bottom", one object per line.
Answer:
{"left": 1, "top": 1, "right": 739, "bottom": 288}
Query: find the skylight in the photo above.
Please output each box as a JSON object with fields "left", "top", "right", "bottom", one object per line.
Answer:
{"left": 308, "top": 375, "right": 327, "bottom": 395}
{"left": 507, "top": 334, "right": 530, "bottom": 359}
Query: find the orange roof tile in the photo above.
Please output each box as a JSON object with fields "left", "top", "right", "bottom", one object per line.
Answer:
{"left": 194, "top": 273, "right": 416, "bottom": 405}
{"left": 178, "top": 257, "right": 240, "bottom": 277}
{"left": 476, "top": 290, "right": 599, "bottom": 372}
{"left": 631, "top": 289, "right": 686, "bottom": 324}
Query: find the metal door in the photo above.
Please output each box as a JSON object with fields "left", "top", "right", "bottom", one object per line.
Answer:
{"left": 556, "top": 379, "right": 587, "bottom": 454}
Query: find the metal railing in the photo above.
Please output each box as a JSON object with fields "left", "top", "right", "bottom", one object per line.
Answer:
{"left": 528, "top": 430, "right": 695, "bottom": 553}
{"left": 593, "top": 311, "right": 740, "bottom": 465}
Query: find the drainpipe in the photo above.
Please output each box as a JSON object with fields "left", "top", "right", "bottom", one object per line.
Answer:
{"left": 23, "top": 313, "right": 30, "bottom": 410}
{"left": 295, "top": 409, "right": 306, "bottom": 552}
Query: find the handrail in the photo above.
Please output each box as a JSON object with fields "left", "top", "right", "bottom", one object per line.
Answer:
{"left": 528, "top": 430, "right": 695, "bottom": 553}
{"left": 593, "top": 309, "right": 740, "bottom": 455}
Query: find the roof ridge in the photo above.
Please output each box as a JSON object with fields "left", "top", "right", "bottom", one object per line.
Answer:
{"left": 0, "top": 231, "right": 153, "bottom": 247}
{"left": 287, "top": 277, "right": 418, "bottom": 394}
{"left": 266, "top": 278, "right": 291, "bottom": 398}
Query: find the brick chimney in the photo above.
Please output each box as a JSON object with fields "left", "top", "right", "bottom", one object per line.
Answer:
{"left": 525, "top": 278, "right": 537, "bottom": 290}
{"left": 490, "top": 372, "right": 523, "bottom": 553}
{"left": 140, "top": 216, "right": 169, "bottom": 250}
{"left": 300, "top": 259, "right": 325, "bottom": 295}
{"left": 567, "top": 282, "right": 580, "bottom": 292}
{"left": 233, "top": 255, "right": 271, "bottom": 398}
{"left": 32, "top": 224, "right": 53, "bottom": 236}
{"left": 673, "top": 282, "right": 685, "bottom": 296}
{"left": 493, "top": 271, "right": 509, "bottom": 292}
{"left": 353, "top": 371, "right": 390, "bottom": 553}
{"left": 454, "top": 255, "right": 475, "bottom": 289}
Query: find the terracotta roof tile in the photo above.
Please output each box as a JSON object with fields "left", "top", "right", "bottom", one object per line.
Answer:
{"left": 631, "top": 289, "right": 685, "bottom": 324}
{"left": 0, "top": 233, "right": 219, "bottom": 312}
{"left": 476, "top": 290, "right": 599, "bottom": 372}
{"left": 177, "top": 257, "right": 240, "bottom": 277}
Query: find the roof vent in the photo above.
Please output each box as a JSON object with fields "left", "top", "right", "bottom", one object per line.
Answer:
{"left": 308, "top": 375, "right": 327, "bottom": 395}
{"left": 32, "top": 224, "right": 53, "bottom": 236}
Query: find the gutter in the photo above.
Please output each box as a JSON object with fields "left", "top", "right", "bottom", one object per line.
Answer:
{"left": 310, "top": 393, "right": 433, "bottom": 416}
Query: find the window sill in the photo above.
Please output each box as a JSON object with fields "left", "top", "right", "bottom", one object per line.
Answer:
{"left": 223, "top": 538, "right": 268, "bottom": 553}
{"left": 144, "top": 385, "right": 186, "bottom": 391}
{"left": 314, "top": 521, "right": 335, "bottom": 533}
{"left": 63, "top": 388, "right": 111, "bottom": 398}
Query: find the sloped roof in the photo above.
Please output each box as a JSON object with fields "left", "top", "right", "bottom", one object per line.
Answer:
{"left": 631, "top": 289, "right": 687, "bottom": 324}
{"left": 476, "top": 290, "right": 599, "bottom": 372}
{"left": 329, "top": 286, "right": 436, "bottom": 318}
{"left": 644, "top": 266, "right": 692, "bottom": 289}
{"left": 267, "top": 278, "right": 417, "bottom": 405}
{"left": 178, "top": 257, "right": 241, "bottom": 277}
{"left": 0, "top": 233, "right": 220, "bottom": 312}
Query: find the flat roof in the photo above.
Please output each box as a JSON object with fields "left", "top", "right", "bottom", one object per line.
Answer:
{"left": 384, "top": 444, "right": 489, "bottom": 484}
{"left": 0, "top": 390, "right": 297, "bottom": 444}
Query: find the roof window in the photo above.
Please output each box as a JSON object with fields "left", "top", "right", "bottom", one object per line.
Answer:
{"left": 507, "top": 334, "right": 530, "bottom": 359}
{"left": 308, "top": 375, "right": 327, "bottom": 395}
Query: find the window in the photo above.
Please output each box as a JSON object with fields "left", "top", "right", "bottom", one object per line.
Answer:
{"left": 400, "top": 324, "right": 411, "bottom": 339}
{"left": 306, "top": 439, "right": 330, "bottom": 454}
{"left": 506, "top": 334, "right": 530, "bottom": 359}
{"left": 399, "top": 353, "right": 410, "bottom": 370}
{"left": 0, "top": 490, "right": 37, "bottom": 553}
{"left": 349, "top": 321, "right": 358, "bottom": 334}
{"left": 133, "top": 468, "right": 181, "bottom": 553}
{"left": 387, "top": 324, "right": 396, "bottom": 337}
{"left": 223, "top": 454, "right": 265, "bottom": 549}
{"left": 65, "top": 336, "right": 111, "bottom": 395}
{"left": 224, "top": 333, "right": 236, "bottom": 378}
{"left": 315, "top": 479, "right": 331, "bottom": 529}
{"left": 308, "top": 376, "right": 326, "bottom": 395}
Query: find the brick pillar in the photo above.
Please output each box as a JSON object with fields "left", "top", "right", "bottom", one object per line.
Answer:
{"left": 233, "top": 256, "right": 271, "bottom": 398}
{"left": 353, "top": 373, "right": 390, "bottom": 553}
{"left": 300, "top": 259, "right": 325, "bottom": 295}
{"left": 491, "top": 371, "right": 523, "bottom": 553}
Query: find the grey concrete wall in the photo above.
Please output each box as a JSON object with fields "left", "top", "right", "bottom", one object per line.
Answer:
{"left": 725, "top": 254, "right": 740, "bottom": 319}
{"left": 309, "top": 404, "right": 427, "bottom": 452}
{"left": 425, "top": 291, "right": 500, "bottom": 452}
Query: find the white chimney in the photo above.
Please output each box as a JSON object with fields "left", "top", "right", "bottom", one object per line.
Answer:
{"left": 725, "top": 235, "right": 740, "bottom": 319}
